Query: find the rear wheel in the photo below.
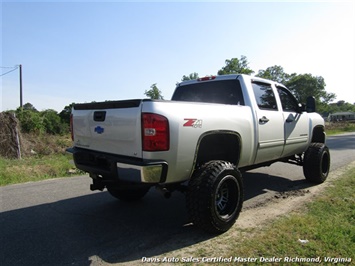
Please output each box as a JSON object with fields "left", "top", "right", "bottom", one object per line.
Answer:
{"left": 186, "top": 160, "right": 243, "bottom": 234}
{"left": 107, "top": 186, "right": 150, "bottom": 202}
{"left": 303, "top": 143, "right": 330, "bottom": 184}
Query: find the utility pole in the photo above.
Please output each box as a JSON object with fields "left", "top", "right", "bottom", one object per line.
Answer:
{"left": 19, "top": 64, "right": 23, "bottom": 108}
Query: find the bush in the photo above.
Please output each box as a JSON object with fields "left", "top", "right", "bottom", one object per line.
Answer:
{"left": 41, "top": 109, "right": 68, "bottom": 135}
{"left": 15, "top": 107, "right": 69, "bottom": 135}
{"left": 16, "top": 109, "right": 45, "bottom": 134}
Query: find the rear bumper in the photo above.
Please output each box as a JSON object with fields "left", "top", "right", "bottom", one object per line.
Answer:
{"left": 66, "top": 147, "right": 168, "bottom": 183}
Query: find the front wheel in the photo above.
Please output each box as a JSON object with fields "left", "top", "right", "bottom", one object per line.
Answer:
{"left": 303, "top": 143, "right": 330, "bottom": 184}
{"left": 186, "top": 161, "right": 244, "bottom": 234}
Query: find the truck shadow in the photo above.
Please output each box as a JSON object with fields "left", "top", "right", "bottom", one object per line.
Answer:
{"left": 1, "top": 172, "right": 316, "bottom": 265}
{"left": 243, "top": 171, "right": 310, "bottom": 203}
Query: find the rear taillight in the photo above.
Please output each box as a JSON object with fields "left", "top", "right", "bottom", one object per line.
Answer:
{"left": 142, "top": 113, "right": 169, "bottom": 151}
{"left": 70, "top": 114, "right": 74, "bottom": 141}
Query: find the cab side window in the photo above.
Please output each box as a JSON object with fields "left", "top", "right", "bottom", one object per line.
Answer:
{"left": 252, "top": 82, "right": 278, "bottom": 111}
{"left": 277, "top": 86, "right": 299, "bottom": 112}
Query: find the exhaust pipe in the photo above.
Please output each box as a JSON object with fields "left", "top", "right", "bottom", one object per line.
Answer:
{"left": 156, "top": 186, "right": 171, "bottom": 199}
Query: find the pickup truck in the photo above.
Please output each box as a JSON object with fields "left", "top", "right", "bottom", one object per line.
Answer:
{"left": 67, "top": 74, "right": 330, "bottom": 233}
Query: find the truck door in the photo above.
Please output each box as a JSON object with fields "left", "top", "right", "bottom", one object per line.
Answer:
{"left": 252, "top": 82, "right": 285, "bottom": 164}
{"left": 276, "top": 86, "right": 309, "bottom": 157}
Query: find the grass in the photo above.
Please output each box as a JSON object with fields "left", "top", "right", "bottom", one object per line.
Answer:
{"left": 213, "top": 166, "right": 355, "bottom": 265}
{"left": 0, "top": 154, "right": 80, "bottom": 186}
{"left": 325, "top": 121, "right": 355, "bottom": 135}
{"left": 0, "top": 133, "right": 83, "bottom": 186}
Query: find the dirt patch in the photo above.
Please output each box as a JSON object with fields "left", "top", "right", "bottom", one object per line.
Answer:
{"left": 274, "top": 188, "right": 310, "bottom": 199}
{"left": 235, "top": 163, "right": 353, "bottom": 230}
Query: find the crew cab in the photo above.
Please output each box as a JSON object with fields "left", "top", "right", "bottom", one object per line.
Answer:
{"left": 67, "top": 74, "right": 330, "bottom": 233}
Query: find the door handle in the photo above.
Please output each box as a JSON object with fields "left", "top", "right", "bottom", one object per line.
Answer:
{"left": 259, "top": 116, "right": 269, "bottom": 123}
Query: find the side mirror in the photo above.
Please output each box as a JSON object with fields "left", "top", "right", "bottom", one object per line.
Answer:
{"left": 306, "top": 96, "right": 316, "bottom": 113}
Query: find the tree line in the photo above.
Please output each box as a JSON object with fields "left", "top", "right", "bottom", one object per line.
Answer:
{"left": 146, "top": 55, "right": 355, "bottom": 115}
{"left": 4, "top": 103, "right": 73, "bottom": 135}
{"left": 5, "top": 55, "right": 354, "bottom": 135}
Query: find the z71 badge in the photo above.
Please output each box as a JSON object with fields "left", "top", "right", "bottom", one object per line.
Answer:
{"left": 183, "top": 119, "right": 203, "bottom": 128}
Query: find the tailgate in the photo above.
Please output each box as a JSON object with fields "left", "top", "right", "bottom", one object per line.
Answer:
{"left": 72, "top": 100, "right": 143, "bottom": 158}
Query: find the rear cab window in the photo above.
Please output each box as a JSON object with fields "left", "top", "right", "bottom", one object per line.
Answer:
{"left": 172, "top": 79, "right": 245, "bottom": 105}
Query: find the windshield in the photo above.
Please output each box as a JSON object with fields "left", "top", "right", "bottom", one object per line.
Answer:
{"left": 172, "top": 79, "right": 244, "bottom": 105}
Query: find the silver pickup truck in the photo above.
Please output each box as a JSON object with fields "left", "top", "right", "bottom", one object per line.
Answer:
{"left": 67, "top": 74, "right": 330, "bottom": 233}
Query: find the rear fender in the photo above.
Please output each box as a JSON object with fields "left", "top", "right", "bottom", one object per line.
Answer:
{"left": 193, "top": 131, "right": 242, "bottom": 170}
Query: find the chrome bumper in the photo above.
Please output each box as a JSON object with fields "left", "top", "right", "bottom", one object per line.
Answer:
{"left": 67, "top": 147, "right": 168, "bottom": 184}
{"left": 117, "top": 162, "right": 166, "bottom": 183}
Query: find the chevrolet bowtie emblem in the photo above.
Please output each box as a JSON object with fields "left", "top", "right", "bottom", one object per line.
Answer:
{"left": 94, "top": 126, "right": 104, "bottom": 134}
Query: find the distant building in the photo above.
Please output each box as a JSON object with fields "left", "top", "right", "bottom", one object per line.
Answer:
{"left": 329, "top": 111, "right": 355, "bottom": 122}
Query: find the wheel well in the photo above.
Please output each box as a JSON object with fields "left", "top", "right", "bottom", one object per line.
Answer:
{"left": 195, "top": 132, "right": 241, "bottom": 167}
{"left": 311, "top": 125, "right": 325, "bottom": 143}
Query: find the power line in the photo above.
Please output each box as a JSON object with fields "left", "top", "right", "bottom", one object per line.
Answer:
{"left": 1, "top": 64, "right": 23, "bottom": 108}
{"left": 0, "top": 65, "right": 19, "bottom": 77}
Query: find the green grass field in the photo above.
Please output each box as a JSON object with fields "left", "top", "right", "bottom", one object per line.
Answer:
{"left": 0, "top": 154, "right": 80, "bottom": 186}
{"left": 326, "top": 122, "right": 355, "bottom": 135}
{"left": 219, "top": 166, "right": 354, "bottom": 265}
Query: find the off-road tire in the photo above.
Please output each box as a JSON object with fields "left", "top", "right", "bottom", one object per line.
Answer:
{"left": 303, "top": 143, "right": 330, "bottom": 184}
{"left": 107, "top": 186, "right": 150, "bottom": 202}
{"left": 186, "top": 160, "right": 243, "bottom": 234}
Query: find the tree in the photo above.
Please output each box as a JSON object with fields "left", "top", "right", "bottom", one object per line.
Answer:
{"left": 285, "top": 74, "right": 336, "bottom": 104}
{"left": 284, "top": 73, "right": 336, "bottom": 115}
{"left": 15, "top": 104, "right": 69, "bottom": 134}
{"left": 256, "top": 65, "right": 289, "bottom": 84}
{"left": 256, "top": 66, "right": 337, "bottom": 114}
{"left": 23, "top": 102, "right": 38, "bottom": 112}
{"left": 144, "top": 83, "right": 164, "bottom": 100}
{"left": 59, "top": 103, "right": 75, "bottom": 124}
{"left": 41, "top": 110, "right": 56, "bottom": 134}
{"left": 41, "top": 109, "right": 68, "bottom": 135}
{"left": 326, "top": 101, "right": 355, "bottom": 114}
{"left": 181, "top": 72, "right": 199, "bottom": 81}
{"left": 336, "top": 100, "right": 345, "bottom": 106}
{"left": 217, "top": 55, "right": 254, "bottom": 75}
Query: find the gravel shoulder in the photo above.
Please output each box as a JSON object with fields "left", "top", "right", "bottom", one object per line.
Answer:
{"left": 236, "top": 161, "right": 354, "bottom": 230}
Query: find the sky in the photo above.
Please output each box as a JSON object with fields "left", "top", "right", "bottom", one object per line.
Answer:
{"left": 1, "top": 0, "right": 355, "bottom": 112}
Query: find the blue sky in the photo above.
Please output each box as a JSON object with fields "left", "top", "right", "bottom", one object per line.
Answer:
{"left": 1, "top": 0, "right": 354, "bottom": 112}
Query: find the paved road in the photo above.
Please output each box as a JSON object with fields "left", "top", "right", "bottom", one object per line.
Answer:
{"left": 1, "top": 133, "right": 354, "bottom": 266}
